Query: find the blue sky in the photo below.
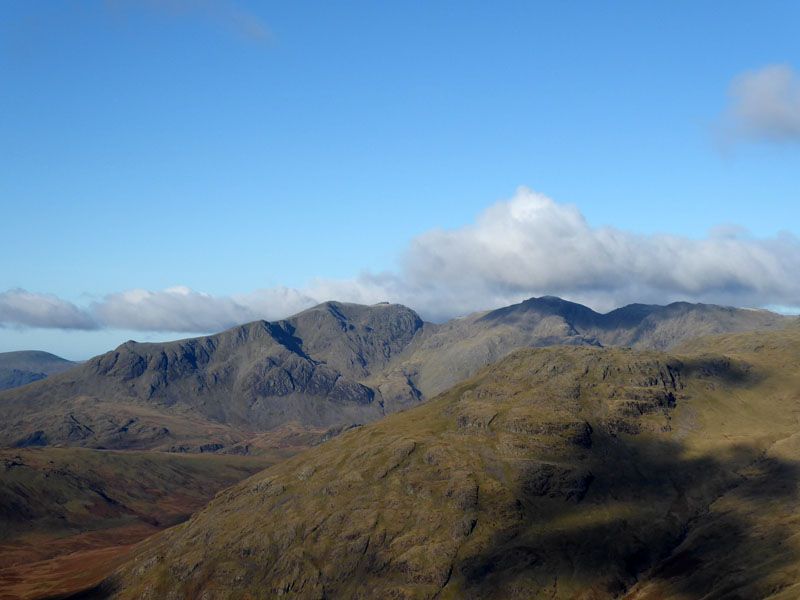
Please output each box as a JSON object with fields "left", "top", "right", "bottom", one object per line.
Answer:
{"left": 2, "top": 0, "right": 800, "bottom": 359}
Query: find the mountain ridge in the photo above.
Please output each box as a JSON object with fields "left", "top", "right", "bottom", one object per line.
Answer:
{"left": 0, "top": 297, "right": 793, "bottom": 453}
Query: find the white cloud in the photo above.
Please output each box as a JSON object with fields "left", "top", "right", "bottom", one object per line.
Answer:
{"left": 91, "top": 287, "right": 255, "bottom": 332}
{"left": 721, "top": 64, "right": 800, "bottom": 143}
{"left": 0, "top": 289, "right": 97, "bottom": 330}
{"left": 3, "top": 188, "right": 800, "bottom": 331}
{"left": 396, "top": 187, "right": 800, "bottom": 316}
{"left": 90, "top": 286, "right": 318, "bottom": 332}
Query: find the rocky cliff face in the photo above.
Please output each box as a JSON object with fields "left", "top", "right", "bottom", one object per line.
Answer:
{"left": 284, "top": 301, "right": 426, "bottom": 379}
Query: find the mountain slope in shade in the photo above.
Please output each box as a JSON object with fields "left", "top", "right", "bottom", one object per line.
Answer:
{"left": 0, "top": 350, "right": 78, "bottom": 391}
{"left": 82, "top": 327, "right": 800, "bottom": 599}
{"left": 0, "top": 298, "right": 793, "bottom": 453}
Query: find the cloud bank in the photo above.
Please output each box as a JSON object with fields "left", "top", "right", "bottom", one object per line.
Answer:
{"left": 721, "top": 64, "right": 800, "bottom": 143}
{"left": 0, "top": 290, "right": 98, "bottom": 330}
{"left": 3, "top": 188, "right": 799, "bottom": 332}
{"left": 91, "top": 286, "right": 316, "bottom": 331}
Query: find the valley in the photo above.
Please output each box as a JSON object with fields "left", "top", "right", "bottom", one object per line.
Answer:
{"left": 0, "top": 446, "right": 300, "bottom": 600}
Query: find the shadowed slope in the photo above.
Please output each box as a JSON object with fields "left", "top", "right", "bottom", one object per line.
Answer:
{"left": 84, "top": 328, "right": 800, "bottom": 599}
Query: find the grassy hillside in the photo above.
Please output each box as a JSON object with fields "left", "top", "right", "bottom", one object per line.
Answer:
{"left": 83, "top": 326, "right": 800, "bottom": 599}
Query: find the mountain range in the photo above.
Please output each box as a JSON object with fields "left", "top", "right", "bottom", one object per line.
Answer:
{"left": 0, "top": 296, "right": 791, "bottom": 453}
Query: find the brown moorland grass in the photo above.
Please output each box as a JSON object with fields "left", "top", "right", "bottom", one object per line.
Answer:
{"left": 0, "top": 448, "right": 282, "bottom": 600}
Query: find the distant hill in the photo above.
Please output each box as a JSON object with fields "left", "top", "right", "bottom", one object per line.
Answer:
{"left": 0, "top": 298, "right": 793, "bottom": 452}
{"left": 83, "top": 326, "right": 800, "bottom": 599}
{"left": 0, "top": 350, "right": 78, "bottom": 391}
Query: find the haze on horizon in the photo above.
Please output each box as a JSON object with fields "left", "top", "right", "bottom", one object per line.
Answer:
{"left": 2, "top": 1, "right": 800, "bottom": 359}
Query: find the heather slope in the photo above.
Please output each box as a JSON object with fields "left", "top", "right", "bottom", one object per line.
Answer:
{"left": 0, "top": 447, "right": 278, "bottom": 600}
{"left": 90, "top": 327, "right": 800, "bottom": 599}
